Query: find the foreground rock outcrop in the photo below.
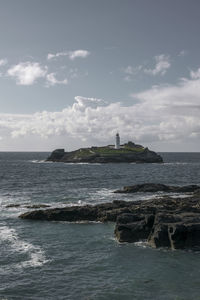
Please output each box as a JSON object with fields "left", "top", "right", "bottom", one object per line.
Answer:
{"left": 46, "top": 142, "right": 163, "bottom": 163}
{"left": 19, "top": 185, "right": 200, "bottom": 250}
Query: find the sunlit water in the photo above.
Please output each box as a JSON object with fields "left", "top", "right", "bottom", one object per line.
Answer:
{"left": 1, "top": 152, "right": 200, "bottom": 300}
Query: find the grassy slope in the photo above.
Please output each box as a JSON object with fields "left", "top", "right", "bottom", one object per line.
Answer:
{"left": 73, "top": 145, "right": 145, "bottom": 157}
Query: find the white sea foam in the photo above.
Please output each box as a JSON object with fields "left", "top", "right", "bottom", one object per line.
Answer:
{"left": 30, "top": 160, "right": 53, "bottom": 164}
{"left": 0, "top": 223, "right": 49, "bottom": 269}
{"left": 31, "top": 160, "right": 103, "bottom": 165}
{"left": 65, "top": 162, "right": 102, "bottom": 165}
{"left": 95, "top": 188, "right": 114, "bottom": 198}
{"left": 134, "top": 241, "right": 148, "bottom": 248}
{"left": 163, "top": 162, "right": 189, "bottom": 165}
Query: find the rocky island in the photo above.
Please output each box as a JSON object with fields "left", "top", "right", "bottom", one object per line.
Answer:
{"left": 19, "top": 184, "right": 200, "bottom": 250}
{"left": 47, "top": 139, "right": 163, "bottom": 164}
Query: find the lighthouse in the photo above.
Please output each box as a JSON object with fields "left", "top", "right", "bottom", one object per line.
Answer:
{"left": 115, "top": 133, "right": 120, "bottom": 149}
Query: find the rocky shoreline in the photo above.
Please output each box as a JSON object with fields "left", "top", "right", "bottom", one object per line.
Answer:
{"left": 19, "top": 184, "right": 200, "bottom": 250}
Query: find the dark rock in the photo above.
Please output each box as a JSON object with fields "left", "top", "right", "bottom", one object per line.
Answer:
{"left": 19, "top": 201, "right": 134, "bottom": 223}
{"left": 115, "top": 213, "right": 155, "bottom": 243}
{"left": 19, "top": 190, "right": 200, "bottom": 250}
{"left": 20, "top": 205, "right": 98, "bottom": 222}
{"left": 6, "top": 204, "right": 21, "bottom": 208}
{"left": 170, "top": 223, "right": 200, "bottom": 250}
{"left": 25, "top": 204, "right": 51, "bottom": 209}
{"left": 114, "top": 183, "right": 200, "bottom": 194}
{"left": 47, "top": 149, "right": 65, "bottom": 161}
{"left": 6, "top": 203, "right": 51, "bottom": 209}
{"left": 148, "top": 213, "right": 200, "bottom": 250}
{"left": 115, "top": 220, "right": 150, "bottom": 243}
{"left": 148, "top": 224, "right": 171, "bottom": 248}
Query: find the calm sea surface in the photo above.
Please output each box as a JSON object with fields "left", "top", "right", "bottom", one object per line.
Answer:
{"left": 1, "top": 152, "right": 200, "bottom": 300}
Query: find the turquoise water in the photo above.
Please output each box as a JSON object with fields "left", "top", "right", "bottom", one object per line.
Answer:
{"left": 1, "top": 152, "right": 200, "bottom": 300}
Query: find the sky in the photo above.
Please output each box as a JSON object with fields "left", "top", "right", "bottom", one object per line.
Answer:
{"left": 0, "top": 0, "right": 200, "bottom": 151}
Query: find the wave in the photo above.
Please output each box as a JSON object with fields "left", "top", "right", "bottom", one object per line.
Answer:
{"left": 30, "top": 160, "right": 53, "bottom": 164}
{"left": 64, "top": 162, "right": 102, "bottom": 165}
{"left": 30, "top": 160, "right": 103, "bottom": 165}
{"left": 163, "top": 162, "right": 189, "bottom": 165}
{"left": 0, "top": 223, "right": 49, "bottom": 270}
{"left": 134, "top": 241, "right": 148, "bottom": 248}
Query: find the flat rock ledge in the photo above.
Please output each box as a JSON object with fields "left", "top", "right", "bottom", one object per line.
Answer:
{"left": 19, "top": 187, "right": 200, "bottom": 250}
{"left": 114, "top": 183, "right": 200, "bottom": 193}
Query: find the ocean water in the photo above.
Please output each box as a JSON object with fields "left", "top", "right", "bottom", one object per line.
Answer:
{"left": 1, "top": 152, "right": 200, "bottom": 300}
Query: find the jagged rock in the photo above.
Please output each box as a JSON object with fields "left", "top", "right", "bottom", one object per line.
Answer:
{"left": 115, "top": 213, "right": 155, "bottom": 243}
{"left": 148, "top": 212, "right": 200, "bottom": 250}
{"left": 6, "top": 204, "right": 21, "bottom": 208}
{"left": 114, "top": 183, "right": 200, "bottom": 193}
{"left": 19, "top": 188, "right": 200, "bottom": 250}
{"left": 19, "top": 201, "right": 134, "bottom": 222}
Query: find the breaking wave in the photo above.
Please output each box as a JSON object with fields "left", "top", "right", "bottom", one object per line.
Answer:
{"left": 0, "top": 223, "right": 49, "bottom": 271}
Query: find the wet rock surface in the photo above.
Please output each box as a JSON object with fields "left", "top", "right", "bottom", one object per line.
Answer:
{"left": 19, "top": 185, "right": 200, "bottom": 250}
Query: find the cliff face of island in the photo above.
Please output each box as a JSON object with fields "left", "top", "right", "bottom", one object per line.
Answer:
{"left": 47, "top": 141, "right": 163, "bottom": 163}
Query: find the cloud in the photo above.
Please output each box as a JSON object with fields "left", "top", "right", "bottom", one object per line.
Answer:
{"left": 46, "top": 73, "right": 68, "bottom": 86}
{"left": 178, "top": 50, "right": 187, "bottom": 57}
{"left": 144, "top": 54, "right": 171, "bottom": 76}
{"left": 123, "top": 55, "right": 170, "bottom": 81}
{"left": 123, "top": 65, "right": 143, "bottom": 81}
{"left": 124, "top": 66, "right": 133, "bottom": 75}
{"left": 7, "top": 62, "right": 47, "bottom": 85}
{"left": 47, "top": 50, "right": 90, "bottom": 61}
{"left": 1, "top": 70, "right": 200, "bottom": 149}
{"left": 0, "top": 58, "right": 7, "bottom": 66}
{"left": 69, "top": 50, "right": 90, "bottom": 60}
{"left": 124, "top": 65, "right": 143, "bottom": 75}
{"left": 190, "top": 68, "right": 200, "bottom": 79}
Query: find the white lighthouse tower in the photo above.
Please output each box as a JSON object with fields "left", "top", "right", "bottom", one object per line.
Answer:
{"left": 115, "top": 133, "right": 120, "bottom": 149}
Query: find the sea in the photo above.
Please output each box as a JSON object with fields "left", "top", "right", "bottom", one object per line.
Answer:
{"left": 1, "top": 152, "right": 200, "bottom": 300}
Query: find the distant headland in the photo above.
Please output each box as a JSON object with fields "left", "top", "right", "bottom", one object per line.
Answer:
{"left": 47, "top": 133, "right": 163, "bottom": 163}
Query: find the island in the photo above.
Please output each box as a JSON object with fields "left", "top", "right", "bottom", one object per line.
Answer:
{"left": 47, "top": 134, "right": 163, "bottom": 163}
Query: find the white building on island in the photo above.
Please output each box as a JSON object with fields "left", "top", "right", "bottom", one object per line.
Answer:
{"left": 115, "top": 133, "right": 120, "bottom": 149}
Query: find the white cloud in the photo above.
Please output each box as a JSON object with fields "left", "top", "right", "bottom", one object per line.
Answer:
{"left": 178, "top": 50, "right": 187, "bottom": 57}
{"left": 1, "top": 70, "right": 200, "bottom": 150}
{"left": 47, "top": 50, "right": 90, "bottom": 61}
{"left": 190, "top": 68, "right": 200, "bottom": 79}
{"left": 124, "top": 65, "right": 143, "bottom": 75}
{"left": 0, "top": 58, "right": 7, "bottom": 66}
{"left": 7, "top": 62, "right": 47, "bottom": 85}
{"left": 144, "top": 54, "right": 171, "bottom": 76}
{"left": 69, "top": 50, "right": 90, "bottom": 60}
{"left": 124, "top": 66, "right": 133, "bottom": 75}
{"left": 123, "top": 55, "right": 170, "bottom": 80}
{"left": 123, "top": 65, "right": 143, "bottom": 81}
{"left": 47, "top": 53, "right": 55, "bottom": 60}
{"left": 124, "top": 76, "right": 132, "bottom": 82}
{"left": 46, "top": 73, "right": 68, "bottom": 86}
